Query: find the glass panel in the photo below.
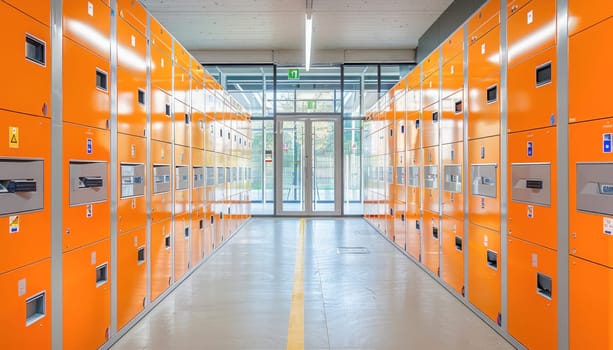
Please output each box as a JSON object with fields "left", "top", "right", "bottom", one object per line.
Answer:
{"left": 344, "top": 120, "right": 363, "bottom": 214}
{"left": 281, "top": 121, "right": 305, "bottom": 212}
{"left": 343, "top": 65, "right": 378, "bottom": 118}
{"left": 276, "top": 66, "right": 341, "bottom": 114}
{"left": 380, "top": 64, "right": 414, "bottom": 96}
{"left": 312, "top": 120, "right": 336, "bottom": 212}
{"left": 250, "top": 120, "right": 275, "bottom": 215}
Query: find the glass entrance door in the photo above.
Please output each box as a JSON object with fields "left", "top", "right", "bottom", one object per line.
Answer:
{"left": 275, "top": 117, "right": 341, "bottom": 215}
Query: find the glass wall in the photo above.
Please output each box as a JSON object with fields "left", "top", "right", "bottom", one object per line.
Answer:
{"left": 276, "top": 66, "right": 342, "bottom": 114}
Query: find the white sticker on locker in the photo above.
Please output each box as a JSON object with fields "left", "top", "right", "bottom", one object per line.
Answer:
{"left": 18, "top": 278, "right": 26, "bottom": 297}
{"left": 91, "top": 252, "right": 97, "bottom": 265}
{"left": 604, "top": 217, "right": 613, "bottom": 235}
{"left": 531, "top": 253, "right": 538, "bottom": 268}
{"left": 484, "top": 235, "right": 489, "bottom": 247}
{"left": 131, "top": 35, "right": 136, "bottom": 47}
{"left": 451, "top": 65, "right": 455, "bottom": 75}
{"left": 9, "top": 215, "right": 19, "bottom": 233}
{"left": 86, "top": 204, "right": 93, "bottom": 218}
{"left": 481, "top": 43, "right": 486, "bottom": 55}
{"left": 527, "top": 10, "right": 533, "bottom": 24}
{"left": 134, "top": 236, "right": 138, "bottom": 247}
{"left": 131, "top": 144, "right": 136, "bottom": 158}
{"left": 527, "top": 205, "right": 534, "bottom": 219}
{"left": 88, "top": 2, "right": 94, "bottom": 16}
{"left": 161, "top": 58, "right": 165, "bottom": 68}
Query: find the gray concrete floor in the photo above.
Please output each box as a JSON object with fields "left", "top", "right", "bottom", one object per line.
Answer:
{"left": 111, "top": 218, "right": 514, "bottom": 350}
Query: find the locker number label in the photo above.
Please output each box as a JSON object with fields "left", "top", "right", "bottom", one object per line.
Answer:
{"left": 604, "top": 217, "right": 613, "bottom": 235}
{"left": 9, "top": 127, "right": 19, "bottom": 148}
{"left": 9, "top": 215, "right": 19, "bottom": 233}
{"left": 527, "top": 10, "right": 533, "bottom": 24}
{"left": 86, "top": 204, "right": 93, "bottom": 218}
{"left": 18, "top": 278, "right": 26, "bottom": 297}
{"left": 527, "top": 205, "right": 534, "bottom": 219}
{"left": 603, "top": 133, "right": 612, "bottom": 153}
{"left": 87, "top": 138, "right": 93, "bottom": 154}
{"left": 88, "top": 1, "right": 94, "bottom": 16}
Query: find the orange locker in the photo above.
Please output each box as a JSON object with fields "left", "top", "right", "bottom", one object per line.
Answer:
{"left": 441, "top": 90, "right": 464, "bottom": 145}
{"left": 150, "top": 44, "right": 173, "bottom": 94}
{"left": 422, "top": 49, "right": 440, "bottom": 79}
{"left": 117, "top": 0, "right": 147, "bottom": 35}
{"left": 467, "top": 0, "right": 500, "bottom": 43}
{"left": 568, "top": 0, "right": 613, "bottom": 37}
{"left": 174, "top": 65, "right": 191, "bottom": 105}
{"left": 468, "top": 74, "right": 500, "bottom": 139}
{"left": 117, "top": 67, "right": 147, "bottom": 137}
{"left": 63, "top": 0, "right": 111, "bottom": 60}
{"left": 508, "top": 237, "right": 557, "bottom": 350}
{"left": 174, "top": 41, "right": 191, "bottom": 70}
{"left": 468, "top": 136, "right": 500, "bottom": 231}
{"left": 394, "top": 108, "right": 406, "bottom": 155}
{"left": 174, "top": 213, "right": 190, "bottom": 282}
{"left": 62, "top": 124, "right": 110, "bottom": 252}
{"left": 192, "top": 149, "right": 205, "bottom": 209}
{"left": 467, "top": 224, "right": 501, "bottom": 324}
{"left": 0, "top": 259, "right": 51, "bottom": 350}
{"left": 150, "top": 17, "right": 172, "bottom": 53}
{"left": 407, "top": 149, "right": 421, "bottom": 208}
{"left": 507, "top": 0, "right": 556, "bottom": 67}
{"left": 468, "top": 26, "right": 500, "bottom": 80}
{"left": 394, "top": 152, "right": 406, "bottom": 203}
{"left": 569, "top": 256, "right": 613, "bottom": 349}
{"left": 569, "top": 118, "right": 613, "bottom": 267}
{"left": 0, "top": 113, "right": 50, "bottom": 274}
{"left": 423, "top": 210, "right": 440, "bottom": 275}
{"left": 569, "top": 18, "right": 613, "bottom": 124}
{"left": 151, "top": 141, "right": 172, "bottom": 222}
{"left": 508, "top": 47, "right": 556, "bottom": 132}
{"left": 442, "top": 52, "right": 464, "bottom": 99}
{"left": 63, "top": 239, "right": 110, "bottom": 350}
{"left": 63, "top": 38, "right": 110, "bottom": 130}
{"left": 422, "top": 69, "right": 440, "bottom": 110}
{"left": 4, "top": 0, "right": 50, "bottom": 26}
{"left": 508, "top": 128, "right": 557, "bottom": 249}
{"left": 204, "top": 204, "right": 215, "bottom": 253}
{"left": 151, "top": 87, "right": 173, "bottom": 143}
{"left": 175, "top": 145, "right": 191, "bottom": 216}
{"left": 442, "top": 142, "right": 464, "bottom": 220}
{"left": 174, "top": 100, "right": 191, "bottom": 147}
{"left": 441, "top": 216, "right": 464, "bottom": 295}
{"left": 192, "top": 110, "right": 206, "bottom": 150}
{"left": 1, "top": 2, "right": 50, "bottom": 117}
{"left": 422, "top": 102, "right": 440, "bottom": 148}
{"left": 117, "top": 134, "right": 146, "bottom": 234}
{"left": 150, "top": 219, "right": 172, "bottom": 301}
{"left": 423, "top": 146, "right": 440, "bottom": 214}
{"left": 192, "top": 206, "right": 205, "bottom": 265}
{"left": 507, "top": 0, "right": 531, "bottom": 16}
{"left": 116, "top": 17, "right": 146, "bottom": 80}
{"left": 116, "top": 227, "right": 147, "bottom": 330}
{"left": 406, "top": 112, "right": 421, "bottom": 151}
{"left": 442, "top": 27, "right": 464, "bottom": 65}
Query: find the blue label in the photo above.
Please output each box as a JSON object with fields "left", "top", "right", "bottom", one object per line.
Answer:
{"left": 87, "top": 138, "right": 93, "bottom": 154}
{"left": 550, "top": 114, "right": 555, "bottom": 126}
{"left": 604, "top": 134, "right": 612, "bottom": 153}
{"left": 10, "top": 227, "right": 18, "bottom": 233}
{"left": 527, "top": 141, "right": 533, "bottom": 157}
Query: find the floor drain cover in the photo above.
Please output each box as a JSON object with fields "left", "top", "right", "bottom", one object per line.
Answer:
{"left": 337, "top": 247, "right": 369, "bottom": 254}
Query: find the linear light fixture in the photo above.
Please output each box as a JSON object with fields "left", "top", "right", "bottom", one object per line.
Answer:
{"left": 305, "top": 13, "right": 312, "bottom": 72}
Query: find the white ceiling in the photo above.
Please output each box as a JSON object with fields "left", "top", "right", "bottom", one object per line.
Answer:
{"left": 140, "top": 0, "right": 453, "bottom": 51}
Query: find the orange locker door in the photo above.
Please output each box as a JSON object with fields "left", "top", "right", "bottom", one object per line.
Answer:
{"left": 422, "top": 70, "right": 440, "bottom": 110}
{"left": 467, "top": 0, "right": 500, "bottom": 43}
{"left": 422, "top": 102, "right": 440, "bottom": 148}
{"left": 174, "top": 100, "right": 191, "bottom": 147}
{"left": 151, "top": 140, "right": 172, "bottom": 222}
{"left": 441, "top": 142, "right": 464, "bottom": 221}
{"left": 117, "top": 134, "right": 146, "bottom": 234}
{"left": 63, "top": 0, "right": 111, "bottom": 60}
{"left": 467, "top": 224, "right": 501, "bottom": 324}
{"left": 151, "top": 87, "right": 173, "bottom": 143}
{"left": 192, "top": 208, "right": 205, "bottom": 265}
{"left": 442, "top": 53, "right": 464, "bottom": 100}
{"left": 468, "top": 74, "right": 500, "bottom": 139}
{"left": 150, "top": 17, "right": 172, "bottom": 54}
{"left": 423, "top": 146, "right": 440, "bottom": 214}
{"left": 0, "top": 2, "right": 50, "bottom": 117}
{"left": 150, "top": 44, "right": 173, "bottom": 94}
{"left": 441, "top": 90, "right": 464, "bottom": 145}
{"left": 568, "top": 0, "right": 613, "bottom": 36}
{"left": 508, "top": 237, "right": 557, "bottom": 350}
{"left": 150, "top": 219, "right": 172, "bottom": 301}
{"left": 116, "top": 17, "right": 146, "bottom": 80}
{"left": 468, "top": 25, "right": 500, "bottom": 80}
{"left": 0, "top": 260, "right": 51, "bottom": 349}
{"left": 508, "top": 128, "right": 557, "bottom": 250}
{"left": 468, "top": 136, "right": 500, "bottom": 231}
{"left": 63, "top": 239, "right": 111, "bottom": 350}
{"left": 423, "top": 210, "right": 441, "bottom": 275}
{"left": 192, "top": 110, "right": 206, "bottom": 150}
{"left": 442, "top": 27, "right": 464, "bottom": 65}
{"left": 117, "top": 0, "right": 147, "bottom": 35}
{"left": 117, "top": 228, "right": 147, "bottom": 330}
{"left": 4, "top": 0, "right": 50, "bottom": 26}
{"left": 422, "top": 49, "right": 440, "bottom": 79}
{"left": 173, "top": 214, "right": 190, "bottom": 282}
{"left": 441, "top": 216, "right": 464, "bottom": 295}
{"left": 506, "top": 0, "right": 556, "bottom": 67}
{"left": 0, "top": 112, "right": 51, "bottom": 274}
{"left": 117, "top": 67, "right": 147, "bottom": 137}
{"left": 174, "top": 65, "right": 190, "bottom": 105}
{"left": 569, "top": 118, "right": 613, "bottom": 267}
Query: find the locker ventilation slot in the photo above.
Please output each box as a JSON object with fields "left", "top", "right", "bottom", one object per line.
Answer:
{"left": 455, "top": 100, "right": 463, "bottom": 114}
{"left": 165, "top": 104, "right": 171, "bottom": 116}
{"left": 537, "top": 273, "right": 552, "bottom": 299}
{"left": 432, "top": 227, "right": 439, "bottom": 239}
{"left": 138, "top": 89, "right": 145, "bottom": 105}
{"left": 25, "top": 35, "right": 46, "bottom": 66}
{"left": 96, "top": 69, "right": 108, "bottom": 91}
{"left": 0, "top": 179, "right": 37, "bottom": 193}
{"left": 432, "top": 111, "right": 439, "bottom": 122}
{"left": 199, "top": 219, "right": 204, "bottom": 229}
{"left": 137, "top": 247, "right": 145, "bottom": 264}
{"left": 165, "top": 235, "right": 171, "bottom": 249}
{"left": 486, "top": 250, "right": 498, "bottom": 270}
{"left": 526, "top": 180, "right": 544, "bottom": 189}
{"left": 536, "top": 63, "right": 552, "bottom": 86}
{"left": 25, "top": 292, "right": 46, "bottom": 327}
{"left": 486, "top": 85, "right": 497, "bottom": 103}
{"left": 455, "top": 236, "right": 463, "bottom": 251}
{"left": 96, "top": 263, "right": 108, "bottom": 287}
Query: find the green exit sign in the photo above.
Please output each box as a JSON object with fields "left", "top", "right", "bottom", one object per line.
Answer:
{"left": 288, "top": 69, "right": 300, "bottom": 80}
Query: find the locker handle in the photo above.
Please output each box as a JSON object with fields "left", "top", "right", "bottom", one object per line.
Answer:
{"left": 486, "top": 250, "right": 498, "bottom": 270}
{"left": 184, "top": 227, "right": 190, "bottom": 238}
{"left": 25, "top": 291, "right": 46, "bottom": 327}
{"left": 185, "top": 114, "right": 191, "bottom": 125}
{"left": 164, "top": 235, "right": 171, "bottom": 249}
{"left": 78, "top": 176, "right": 103, "bottom": 188}
{"left": 416, "top": 220, "right": 420, "bottom": 230}
{"left": 210, "top": 215, "right": 215, "bottom": 224}
{"left": 486, "top": 85, "right": 498, "bottom": 104}
{"left": 455, "top": 236, "right": 462, "bottom": 251}
{"left": 137, "top": 247, "right": 145, "bottom": 264}
{"left": 199, "top": 219, "right": 204, "bottom": 229}
{"left": 454, "top": 100, "right": 462, "bottom": 114}
{"left": 415, "top": 120, "right": 420, "bottom": 129}
{"left": 165, "top": 104, "right": 171, "bottom": 117}
{"left": 536, "top": 62, "right": 552, "bottom": 86}
{"left": 432, "top": 111, "right": 439, "bottom": 122}
{"left": 526, "top": 180, "right": 543, "bottom": 189}
{"left": 432, "top": 227, "right": 439, "bottom": 239}
{"left": 401, "top": 125, "right": 405, "bottom": 134}
{"left": 401, "top": 213, "right": 405, "bottom": 222}
{"left": 0, "top": 179, "right": 37, "bottom": 193}
{"left": 25, "top": 34, "right": 46, "bottom": 66}
{"left": 537, "top": 273, "right": 552, "bottom": 299}
{"left": 137, "top": 89, "right": 145, "bottom": 105}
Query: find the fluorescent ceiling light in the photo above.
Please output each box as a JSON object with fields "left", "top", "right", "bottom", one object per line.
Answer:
{"left": 305, "top": 14, "right": 312, "bottom": 72}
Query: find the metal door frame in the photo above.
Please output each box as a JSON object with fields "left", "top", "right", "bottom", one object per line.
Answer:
{"left": 275, "top": 115, "right": 342, "bottom": 216}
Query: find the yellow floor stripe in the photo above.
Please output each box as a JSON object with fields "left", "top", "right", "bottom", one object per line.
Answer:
{"left": 287, "top": 218, "right": 305, "bottom": 350}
